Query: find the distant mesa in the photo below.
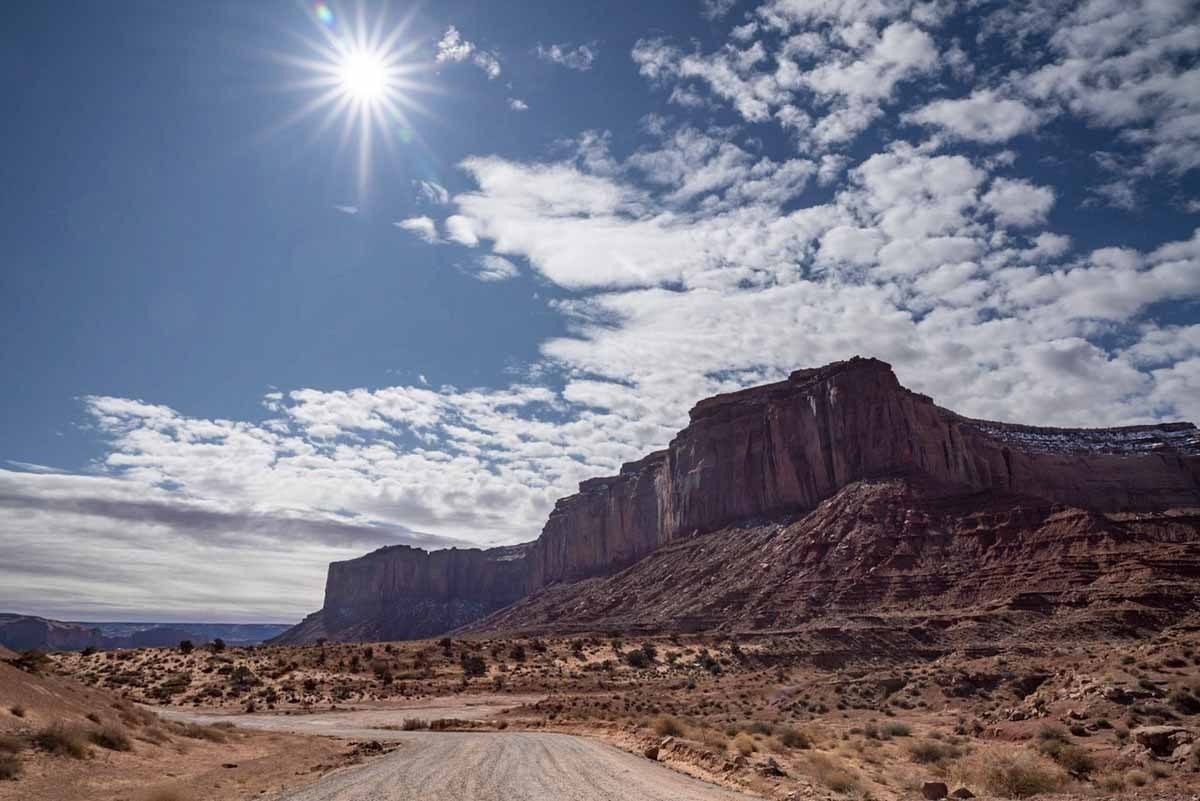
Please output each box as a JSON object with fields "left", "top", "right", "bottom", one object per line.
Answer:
{"left": 0, "top": 614, "right": 289, "bottom": 653}
{"left": 273, "top": 357, "right": 1200, "bottom": 645}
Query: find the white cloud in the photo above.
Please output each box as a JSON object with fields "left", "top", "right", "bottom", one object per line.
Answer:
{"left": 471, "top": 254, "right": 520, "bottom": 282}
{"left": 906, "top": 89, "right": 1042, "bottom": 142}
{"left": 536, "top": 42, "right": 597, "bottom": 71}
{"left": 508, "top": 97, "right": 529, "bottom": 111}
{"left": 415, "top": 180, "right": 450, "bottom": 205}
{"left": 395, "top": 216, "right": 440, "bottom": 244}
{"left": 435, "top": 25, "right": 501, "bottom": 79}
{"left": 982, "top": 178, "right": 1056, "bottom": 228}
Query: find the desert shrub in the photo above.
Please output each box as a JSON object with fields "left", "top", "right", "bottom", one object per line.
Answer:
{"left": 625, "top": 649, "right": 650, "bottom": 669}
{"left": 0, "top": 735, "right": 24, "bottom": 754}
{"left": 209, "top": 639, "right": 226, "bottom": 653}
{"left": 461, "top": 655, "right": 487, "bottom": 678}
{"left": 10, "top": 650, "right": 51, "bottom": 674}
{"left": 169, "top": 722, "right": 226, "bottom": 743}
{"left": 33, "top": 724, "right": 88, "bottom": 758}
{"left": 140, "top": 726, "right": 170, "bottom": 744}
{"left": 1169, "top": 688, "right": 1200, "bottom": 715}
{"left": 0, "top": 754, "right": 21, "bottom": 780}
{"left": 979, "top": 749, "right": 1066, "bottom": 798}
{"left": 1037, "top": 723, "right": 1070, "bottom": 742}
{"left": 1037, "top": 739, "right": 1095, "bottom": 776}
{"left": 428, "top": 718, "right": 458, "bottom": 731}
{"left": 908, "top": 739, "right": 960, "bottom": 764}
{"left": 1125, "top": 768, "right": 1150, "bottom": 786}
{"left": 81, "top": 646, "right": 98, "bottom": 657}
{"left": 652, "top": 714, "right": 686, "bottom": 737}
{"left": 697, "top": 728, "right": 728, "bottom": 751}
{"left": 639, "top": 642, "right": 657, "bottom": 661}
{"left": 805, "top": 752, "right": 859, "bottom": 794}
{"left": 401, "top": 718, "right": 428, "bottom": 730}
{"left": 778, "top": 726, "right": 812, "bottom": 749}
{"left": 509, "top": 643, "right": 526, "bottom": 662}
{"left": 882, "top": 721, "right": 911, "bottom": 737}
{"left": 178, "top": 640, "right": 194, "bottom": 654}
{"left": 732, "top": 732, "right": 756, "bottom": 755}
{"left": 8, "top": 706, "right": 24, "bottom": 718}
{"left": 91, "top": 724, "right": 132, "bottom": 751}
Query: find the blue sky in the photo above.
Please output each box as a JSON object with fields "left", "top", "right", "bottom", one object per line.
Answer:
{"left": 1, "top": 0, "right": 1198, "bottom": 621}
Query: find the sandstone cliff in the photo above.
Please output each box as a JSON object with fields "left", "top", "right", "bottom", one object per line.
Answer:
{"left": 275, "top": 357, "right": 1200, "bottom": 643}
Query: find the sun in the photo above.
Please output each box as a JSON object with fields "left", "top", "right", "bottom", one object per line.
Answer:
{"left": 268, "top": 2, "right": 433, "bottom": 195}
{"left": 338, "top": 48, "right": 389, "bottom": 102}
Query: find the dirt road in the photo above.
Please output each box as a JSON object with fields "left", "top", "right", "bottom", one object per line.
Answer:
{"left": 158, "top": 698, "right": 759, "bottom": 800}
{"left": 277, "top": 730, "right": 758, "bottom": 801}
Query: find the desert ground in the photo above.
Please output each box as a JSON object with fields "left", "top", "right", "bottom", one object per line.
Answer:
{"left": 3, "top": 615, "right": 1193, "bottom": 801}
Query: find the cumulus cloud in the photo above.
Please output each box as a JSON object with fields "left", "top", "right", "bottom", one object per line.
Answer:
{"left": 395, "top": 216, "right": 440, "bottom": 243}
{"left": 982, "top": 178, "right": 1056, "bottom": 228}
{"left": 508, "top": 97, "right": 529, "bottom": 111}
{"left": 906, "top": 89, "right": 1042, "bottom": 142}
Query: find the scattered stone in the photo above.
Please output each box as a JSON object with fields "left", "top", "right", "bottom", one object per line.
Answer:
{"left": 642, "top": 744, "right": 659, "bottom": 760}
{"left": 757, "top": 756, "right": 786, "bottom": 777}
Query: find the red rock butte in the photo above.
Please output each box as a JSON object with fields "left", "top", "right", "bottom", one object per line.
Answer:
{"left": 274, "top": 357, "right": 1200, "bottom": 644}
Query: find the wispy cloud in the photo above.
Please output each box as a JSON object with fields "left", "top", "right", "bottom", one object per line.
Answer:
{"left": 536, "top": 42, "right": 597, "bottom": 71}
{"left": 395, "top": 216, "right": 440, "bottom": 243}
{"left": 435, "top": 26, "right": 501, "bottom": 79}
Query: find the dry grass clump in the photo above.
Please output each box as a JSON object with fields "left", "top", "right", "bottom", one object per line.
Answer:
{"left": 907, "top": 738, "right": 960, "bottom": 764}
{"left": 695, "top": 727, "right": 728, "bottom": 752}
{"left": 881, "top": 721, "right": 911, "bottom": 737}
{"left": 952, "top": 747, "right": 1067, "bottom": 798}
{"left": 804, "top": 752, "right": 860, "bottom": 794}
{"left": 1036, "top": 738, "right": 1094, "bottom": 776}
{"left": 651, "top": 714, "right": 688, "bottom": 737}
{"left": 1125, "top": 768, "right": 1150, "bottom": 787}
{"left": 400, "top": 718, "right": 428, "bottom": 730}
{"left": 732, "top": 732, "right": 756, "bottom": 755}
{"left": 777, "top": 725, "right": 812, "bottom": 750}
{"left": 0, "top": 735, "right": 23, "bottom": 755}
{"left": 166, "top": 721, "right": 227, "bottom": 743}
{"left": 90, "top": 723, "right": 133, "bottom": 751}
{"left": 33, "top": 723, "right": 89, "bottom": 758}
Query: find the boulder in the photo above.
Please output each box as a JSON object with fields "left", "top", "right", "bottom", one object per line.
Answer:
{"left": 921, "top": 781, "right": 949, "bottom": 799}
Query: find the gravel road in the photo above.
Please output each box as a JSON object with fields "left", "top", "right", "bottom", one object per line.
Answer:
{"left": 277, "top": 730, "right": 758, "bottom": 801}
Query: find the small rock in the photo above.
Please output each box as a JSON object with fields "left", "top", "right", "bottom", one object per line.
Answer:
{"left": 643, "top": 744, "right": 660, "bottom": 760}
{"left": 221, "top": 763, "right": 238, "bottom": 769}
{"left": 757, "top": 756, "right": 786, "bottom": 777}
{"left": 921, "top": 780, "right": 949, "bottom": 800}
{"left": 950, "top": 789, "right": 975, "bottom": 799}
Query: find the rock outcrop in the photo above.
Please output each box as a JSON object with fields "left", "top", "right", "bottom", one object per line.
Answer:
{"left": 276, "top": 357, "right": 1200, "bottom": 643}
{"left": 0, "top": 614, "right": 103, "bottom": 652}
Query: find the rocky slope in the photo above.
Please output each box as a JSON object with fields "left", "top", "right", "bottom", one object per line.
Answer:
{"left": 276, "top": 357, "right": 1200, "bottom": 644}
{"left": 0, "top": 614, "right": 103, "bottom": 652}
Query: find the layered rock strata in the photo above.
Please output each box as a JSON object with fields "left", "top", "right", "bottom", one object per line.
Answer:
{"left": 274, "top": 357, "right": 1200, "bottom": 643}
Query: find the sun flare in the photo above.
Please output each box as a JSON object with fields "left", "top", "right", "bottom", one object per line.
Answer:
{"left": 338, "top": 48, "right": 390, "bottom": 102}
{"left": 270, "top": 2, "right": 432, "bottom": 194}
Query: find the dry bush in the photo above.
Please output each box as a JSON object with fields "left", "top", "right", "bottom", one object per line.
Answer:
{"left": 168, "top": 722, "right": 226, "bottom": 743}
{"left": 0, "top": 735, "right": 23, "bottom": 755}
{"left": 91, "top": 723, "right": 133, "bottom": 751}
{"left": 1036, "top": 739, "right": 1095, "bottom": 776}
{"left": 651, "top": 715, "right": 687, "bottom": 737}
{"left": 954, "top": 747, "right": 1067, "bottom": 798}
{"left": 732, "top": 732, "right": 756, "bottom": 755}
{"left": 401, "top": 718, "right": 428, "bottom": 730}
{"left": 882, "top": 721, "right": 911, "bottom": 737}
{"left": 0, "top": 754, "right": 20, "bottom": 781}
{"left": 1125, "top": 768, "right": 1150, "bottom": 787}
{"left": 777, "top": 726, "right": 812, "bottom": 750}
{"left": 696, "top": 728, "right": 728, "bottom": 752}
{"left": 428, "top": 718, "right": 459, "bottom": 731}
{"left": 907, "top": 739, "right": 960, "bottom": 764}
{"left": 139, "top": 726, "right": 170, "bottom": 745}
{"left": 33, "top": 724, "right": 89, "bottom": 758}
{"left": 804, "top": 752, "right": 859, "bottom": 794}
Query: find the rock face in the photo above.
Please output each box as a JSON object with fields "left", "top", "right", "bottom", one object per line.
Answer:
{"left": 0, "top": 614, "right": 103, "bottom": 652}
{"left": 275, "top": 357, "right": 1200, "bottom": 644}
